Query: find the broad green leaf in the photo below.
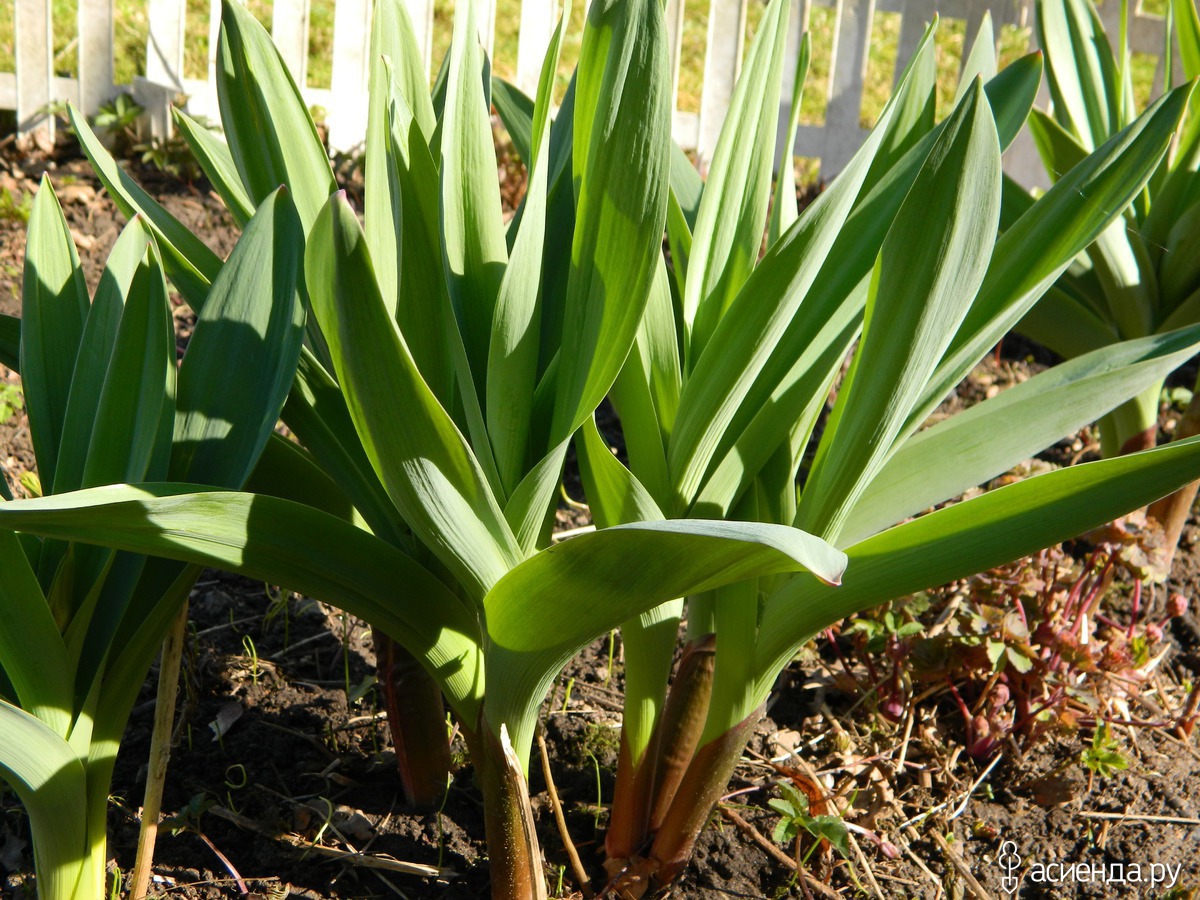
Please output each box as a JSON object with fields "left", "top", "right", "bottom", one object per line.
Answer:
{"left": 683, "top": 57, "right": 1040, "bottom": 520}
{"left": 282, "top": 350, "right": 411, "bottom": 548}
{"left": 588, "top": 476, "right": 715, "bottom": 758}
{"left": 171, "top": 187, "right": 305, "bottom": 490}
{"left": 487, "top": 5, "right": 569, "bottom": 497}
{"left": 365, "top": 58, "right": 457, "bottom": 407}
{"left": 757, "top": 435, "right": 1200, "bottom": 683}
{"left": 503, "top": 440, "right": 570, "bottom": 552}
{"left": 667, "top": 123, "right": 879, "bottom": 511}
{"left": 1160, "top": 196, "right": 1200, "bottom": 304}
{"left": 245, "top": 433, "right": 364, "bottom": 528}
{"left": 863, "top": 18, "right": 938, "bottom": 187}
{"left": 956, "top": 12, "right": 997, "bottom": 101}
{"left": 770, "top": 33, "right": 811, "bottom": 246}
{"left": 22, "top": 178, "right": 89, "bottom": 488}
{"left": 1173, "top": 0, "right": 1200, "bottom": 80}
{"left": 549, "top": 0, "right": 671, "bottom": 443}
{"left": 54, "top": 219, "right": 147, "bottom": 495}
{"left": 68, "top": 105, "right": 220, "bottom": 310}
{"left": 687, "top": 0, "right": 792, "bottom": 357}
{"left": 0, "top": 701, "right": 88, "bottom": 900}
{"left": 485, "top": 519, "right": 846, "bottom": 763}
{"left": 216, "top": 0, "right": 336, "bottom": 232}
{"left": 0, "top": 313, "right": 17, "bottom": 370}
{"left": 306, "top": 193, "right": 520, "bottom": 600}
{"left": 671, "top": 141, "right": 703, "bottom": 229}
{"left": 914, "top": 85, "right": 1191, "bottom": 428}
{"left": 1037, "top": 0, "right": 1122, "bottom": 150}
{"left": 492, "top": 77, "right": 534, "bottom": 165}
{"left": 577, "top": 415, "right": 664, "bottom": 529}
{"left": 0, "top": 485, "right": 486, "bottom": 717}
{"left": 1017, "top": 284, "right": 1120, "bottom": 358}
{"left": 441, "top": 0, "right": 509, "bottom": 397}
{"left": 1028, "top": 108, "right": 1088, "bottom": 181}
{"left": 80, "top": 237, "right": 173, "bottom": 490}
{"left": 609, "top": 259, "right": 679, "bottom": 511}
{"left": 171, "top": 109, "right": 255, "bottom": 226}
{"left": 0, "top": 531, "right": 72, "bottom": 734}
{"left": 371, "top": 0, "right": 437, "bottom": 141}
{"left": 841, "top": 325, "right": 1200, "bottom": 545}
{"left": 799, "top": 82, "right": 1001, "bottom": 544}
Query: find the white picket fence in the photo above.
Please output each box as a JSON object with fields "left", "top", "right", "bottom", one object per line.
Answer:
{"left": 0, "top": 0, "right": 1183, "bottom": 183}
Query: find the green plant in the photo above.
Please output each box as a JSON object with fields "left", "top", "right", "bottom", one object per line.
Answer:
{"left": 0, "top": 179, "right": 302, "bottom": 900}
{"left": 0, "top": 187, "right": 34, "bottom": 223}
{"left": 0, "top": 1, "right": 850, "bottom": 898}
{"left": 1080, "top": 723, "right": 1130, "bottom": 778}
{"left": 0, "top": 383, "right": 23, "bottom": 424}
{"left": 547, "top": 9, "right": 1200, "bottom": 892}
{"left": 1016, "top": 0, "right": 1200, "bottom": 568}
{"left": 768, "top": 781, "right": 850, "bottom": 865}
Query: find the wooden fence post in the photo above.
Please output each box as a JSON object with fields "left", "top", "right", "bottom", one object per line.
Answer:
{"left": 140, "top": 0, "right": 186, "bottom": 138}
{"left": 15, "top": 0, "right": 54, "bottom": 145}
{"left": 274, "top": 0, "right": 312, "bottom": 87}
{"left": 821, "top": 0, "right": 874, "bottom": 175}
{"left": 328, "top": 0, "right": 372, "bottom": 151}
{"left": 697, "top": 0, "right": 749, "bottom": 164}
{"left": 516, "top": 0, "right": 558, "bottom": 94}
{"left": 78, "top": 0, "right": 115, "bottom": 115}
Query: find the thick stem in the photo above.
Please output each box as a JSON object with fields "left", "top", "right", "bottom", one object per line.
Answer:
{"left": 606, "top": 633, "right": 716, "bottom": 861}
{"left": 646, "top": 634, "right": 716, "bottom": 832}
{"left": 1147, "top": 386, "right": 1200, "bottom": 571}
{"left": 463, "top": 719, "right": 547, "bottom": 900}
{"left": 1118, "top": 425, "right": 1157, "bottom": 455}
{"left": 605, "top": 730, "right": 657, "bottom": 860}
{"left": 647, "top": 706, "right": 763, "bottom": 889}
{"left": 130, "top": 601, "right": 189, "bottom": 899}
{"left": 373, "top": 629, "right": 452, "bottom": 808}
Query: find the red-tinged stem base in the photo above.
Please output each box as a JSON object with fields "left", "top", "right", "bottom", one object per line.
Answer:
{"left": 373, "top": 630, "right": 452, "bottom": 809}
{"left": 1148, "top": 388, "right": 1200, "bottom": 573}
{"left": 606, "top": 634, "right": 716, "bottom": 863}
{"left": 463, "top": 720, "right": 548, "bottom": 900}
{"left": 647, "top": 707, "right": 763, "bottom": 888}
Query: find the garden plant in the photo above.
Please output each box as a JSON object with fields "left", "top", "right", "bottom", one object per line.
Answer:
{"left": 0, "top": 186, "right": 305, "bottom": 897}
{"left": 3, "top": 1, "right": 1200, "bottom": 899}
{"left": 563, "top": 9, "right": 1200, "bottom": 893}
{"left": 1018, "top": 0, "right": 1200, "bottom": 565}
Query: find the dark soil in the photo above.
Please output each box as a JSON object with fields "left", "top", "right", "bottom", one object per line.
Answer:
{"left": 3, "top": 134, "right": 1200, "bottom": 900}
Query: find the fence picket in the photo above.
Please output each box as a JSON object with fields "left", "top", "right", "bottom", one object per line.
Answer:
{"left": 0, "top": 0, "right": 1180, "bottom": 181}
{"left": 15, "top": 0, "right": 53, "bottom": 138}
{"left": 273, "top": 0, "right": 311, "bottom": 86}
{"left": 697, "top": 0, "right": 749, "bottom": 162}
{"left": 478, "top": 0, "right": 498, "bottom": 57}
{"left": 516, "top": 0, "right": 557, "bottom": 94}
{"left": 327, "top": 0, "right": 372, "bottom": 150}
{"left": 895, "top": 0, "right": 935, "bottom": 82}
{"left": 822, "top": 0, "right": 873, "bottom": 173}
{"left": 666, "top": 0, "right": 687, "bottom": 98}
{"left": 78, "top": 0, "right": 115, "bottom": 114}
{"left": 145, "top": 0, "right": 186, "bottom": 90}
{"left": 406, "top": 0, "right": 436, "bottom": 74}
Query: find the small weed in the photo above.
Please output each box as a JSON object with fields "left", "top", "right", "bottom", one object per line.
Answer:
{"left": 0, "top": 188, "right": 33, "bottom": 223}
{"left": 1080, "top": 723, "right": 1129, "bottom": 780}
{"left": 241, "top": 634, "right": 260, "bottom": 685}
{"left": 768, "top": 781, "right": 850, "bottom": 866}
{"left": 0, "top": 384, "right": 24, "bottom": 424}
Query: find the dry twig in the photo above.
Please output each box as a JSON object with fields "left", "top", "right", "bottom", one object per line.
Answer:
{"left": 536, "top": 731, "right": 594, "bottom": 898}
{"left": 717, "top": 807, "right": 842, "bottom": 900}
